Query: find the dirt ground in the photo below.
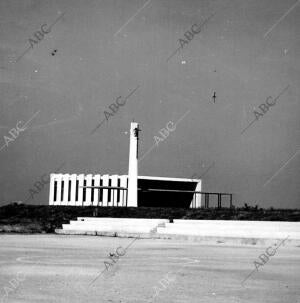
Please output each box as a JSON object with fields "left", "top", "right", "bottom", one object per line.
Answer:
{"left": 0, "top": 234, "right": 299, "bottom": 303}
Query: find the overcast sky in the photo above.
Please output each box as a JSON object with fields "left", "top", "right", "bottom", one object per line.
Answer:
{"left": 0, "top": 0, "right": 299, "bottom": 208}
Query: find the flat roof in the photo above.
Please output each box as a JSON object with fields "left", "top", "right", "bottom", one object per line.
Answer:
{"left": 138, "top": 175, "right": 201, "bottom": 182}
{"left": 51, "top": 173, "right": 201, "bottom": 182}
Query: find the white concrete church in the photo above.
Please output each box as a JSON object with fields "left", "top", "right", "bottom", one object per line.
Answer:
{"left": 49, "top": 122, "right": 202, "bottom": 208}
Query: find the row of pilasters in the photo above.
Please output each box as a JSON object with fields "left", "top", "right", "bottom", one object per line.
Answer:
{"left": 49, "top": 174, "right": 128, "bottom": 206}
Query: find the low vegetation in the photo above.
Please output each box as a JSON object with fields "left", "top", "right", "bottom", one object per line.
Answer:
{"left": 0, "top": 203, "right": 299, "bottom": 234}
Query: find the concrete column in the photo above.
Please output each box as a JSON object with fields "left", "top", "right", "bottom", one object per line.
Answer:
{"left": 119, "top": 175, "right": 128, "bottom": 206}
{"left": 191, "top": 180, "right": 202, "bottom": 208}
{"left": 76, "top": 174, "right": 84, "bottom": 206}
{"left": 128, "top": 122, "right": 139, "bottom": 207}
{"left": 110, "top": 175, "right": 118, "bottom": 206}
{"left": 93, "top": 174, "right": 101, "bottom": 206}
{"left": 84, "top": 174, "right": 93, "bottom": 206}
{"left": 62, "top": 174, "right": 69, "bottom": 205}
{"left": 69, "top": 174, "right": 77, "bottom": 206}
{"left": 49, "top": 174, "right": 55, "bottom": 205}
{"left": 101, "top": 174, "right": 109, "bottom": 207}
{"left": 55, "top": 174, "right": 62, "bottom": 205}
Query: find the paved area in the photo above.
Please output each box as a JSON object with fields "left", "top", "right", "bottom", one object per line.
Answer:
{"left": 0, "top": 234, "right": 299, "bottom": 303}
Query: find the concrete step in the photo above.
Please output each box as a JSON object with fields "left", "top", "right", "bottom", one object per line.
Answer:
{"left": 161, "top": 224, "right": 298, "bottom": 234}
{"left": 61, "top": 217, "right": 168, "bottom": 234}
{"left": 55, "top": 229, "right": 152, "bottom": 238}
{"left": 173, "top": 220, "right": 299, "bottom": 225}
{"left": 156, "top": 228, "right": 300, "bottom": 239}
{"left": 57, "top": 218, "right": 300, "bottom": 244}
{"left": 62, "top": 225, "right": 155, "bottom": 233}
{"left": 68, "top": 221, "right": 164, "bottom": 227}
{"left": 77, "top": 217, "right": 169, "bottom": 223}
{"left": 157, "top": 220, "right": 300, "bottom": 239}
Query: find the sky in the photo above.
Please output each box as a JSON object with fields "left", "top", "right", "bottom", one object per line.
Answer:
{"left": 0, "top": 0, "right": 299, "bottom": 208}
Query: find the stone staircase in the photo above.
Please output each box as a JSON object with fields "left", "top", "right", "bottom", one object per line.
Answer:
{"left": 55, "top": 217, "right": 169, "bottom": 238}
{"left": 55, "top": 218, "right": 300, "bottom": 246}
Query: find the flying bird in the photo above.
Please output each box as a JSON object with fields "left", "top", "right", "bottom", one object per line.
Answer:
{"left": 212, "top": 91, "right": 217, "bottom": 103}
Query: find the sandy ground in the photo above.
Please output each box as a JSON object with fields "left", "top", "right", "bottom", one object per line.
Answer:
{"left": 0, "top": 234, "right": 299, "bottom": 303}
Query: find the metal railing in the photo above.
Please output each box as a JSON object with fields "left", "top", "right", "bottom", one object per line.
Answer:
{"left": 138, "top": 188, "right": 233, "bottom": 208}
{"left": 191, "top": 191, "right": 233, "bottom": 209}
{"left": 79, "top": 186, "right": 232, "bottom": 208}
{"left": 81, "top": 185, "right": 128, "bottom": 207}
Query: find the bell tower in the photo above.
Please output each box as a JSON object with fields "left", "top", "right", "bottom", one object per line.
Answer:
{"left": 127, "top": 122, "right": 140, "bottom": 207}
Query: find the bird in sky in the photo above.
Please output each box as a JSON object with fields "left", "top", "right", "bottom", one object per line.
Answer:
{"left": 212, "top": 91, "right": 217, "bottom": 103}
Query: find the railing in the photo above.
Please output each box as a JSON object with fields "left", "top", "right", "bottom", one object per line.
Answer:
{"left": 82, "top": 186, "right": 128, "bottom": 207}
{"left": 191, "top": 191, "right": 233, "bottom": 209}
{"left": 138, "top": 188, "right": 233, "bottom": 208}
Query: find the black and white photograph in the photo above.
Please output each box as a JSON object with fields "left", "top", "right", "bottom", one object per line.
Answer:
{"left": 0, "top": 0, "right": 299, "bottom": 302}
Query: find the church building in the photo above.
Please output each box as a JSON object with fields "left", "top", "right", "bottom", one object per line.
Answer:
{"left": 49, "top": 122, "right": 202, "bottom": 208}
